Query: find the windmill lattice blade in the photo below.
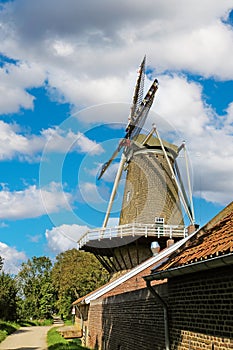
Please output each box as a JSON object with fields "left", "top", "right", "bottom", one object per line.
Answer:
{"left": 98, "top": 147, "right": 120, "bottom": 180}
{"left": 130, "top": 56, "right": 146, "bottom": 120}
{"left": 126, "top": 78, "right": 159, "bottom": 140}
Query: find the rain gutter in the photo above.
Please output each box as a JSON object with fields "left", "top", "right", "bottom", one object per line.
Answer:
{"left": 144, "top": 252, "right": 233, "bottom": 282}
{"left": 146, "top": 280, "right": 170, "bottom": 350}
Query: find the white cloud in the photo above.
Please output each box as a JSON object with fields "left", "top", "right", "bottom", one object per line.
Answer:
{"left": 150, "top": 74, "right": 210, "bottom": 138}
{"left": 0, "top": 183, "right": 72, "bottom": 220}
{"left": 0, "top": 121, "right": 43, "bottom": 160}
{"left": 79, "top": 182, "right": 106, "bottom": 204}
{"left": 0, "top": 242, "right": 26, "bottom": 274}
{"left": 0, "top": 121, "right": 103, "bottom": 161}
{"left": 147, "top": 21, "right": 233, "bottom": 79}
{"left": 190, "top": 126, "right": 233, "bottom": 205}
{"left": 0, "top": 1, "right": 232, "bottom": 114}
{"left": 0, "top": 61, "right": 45, "bottom": 114}
{"left": 45, "top": 223, "right": 89, "bottom": 254}
{"left": 42, "top": 128, "right": 104, "bottom": 155}
{"left": 75, "top": 132, "right": 104, "bottom": 155}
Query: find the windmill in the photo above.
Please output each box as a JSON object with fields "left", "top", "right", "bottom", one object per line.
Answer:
{"left": 77, "top": 57, "right": 196, "bottom": 274}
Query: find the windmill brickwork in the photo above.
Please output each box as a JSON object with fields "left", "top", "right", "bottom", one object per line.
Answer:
{"left": 120, "top": 147, "right": 184, "bottom": 226}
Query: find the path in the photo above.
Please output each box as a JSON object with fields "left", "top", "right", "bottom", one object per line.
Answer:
{"left": 0, "top": 325, "right": 52, "bottom": 350}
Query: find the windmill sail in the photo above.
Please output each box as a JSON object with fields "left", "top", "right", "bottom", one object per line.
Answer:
{"left": 130, "top": 56, "right": 146, "bottom": 121}
{"left": 125, "top": 78, "right": 158, "bottom": 140}
{"left": 97, "top": 148, "right": 120, "bottom": 180}
{"left": 98, "top": 78, "right": 158, "bottom": 180}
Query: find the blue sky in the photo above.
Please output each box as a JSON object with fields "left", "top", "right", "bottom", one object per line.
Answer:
{"left": 0, "top": 0, "right": 233, "bottom": 273}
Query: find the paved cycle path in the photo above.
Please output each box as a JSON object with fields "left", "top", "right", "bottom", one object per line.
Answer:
{"left": 0, "top": 326, "right": 52, "bottom": 350}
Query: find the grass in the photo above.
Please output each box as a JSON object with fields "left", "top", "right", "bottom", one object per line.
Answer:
{"left": 47, "top": 327, "right": 90, "bottom": 350}
{"left": 0, "top": 320, "right": 20, "bottom": 343}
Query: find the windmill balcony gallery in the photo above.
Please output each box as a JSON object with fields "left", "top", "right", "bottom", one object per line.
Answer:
{"left": 77, "top": 223, "right": 188, "bottom": 250}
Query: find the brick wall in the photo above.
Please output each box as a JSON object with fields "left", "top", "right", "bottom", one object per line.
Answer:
{"left": 120, "top": 150, "right": 183, "bottom": 226}
{"left": 87, "top": 300, "right": 103, "bottom": 349}
{"left": 168, "top": 265, "right": 233, "bottom": 350}
{"left": 76, "top": 263, "right": 165, "bottom": 349}
{"left": 101, "top": 286, "right": 167, "bottom": 350}
{"left": 84, "top": 265, "right": 233, "bottom": 350}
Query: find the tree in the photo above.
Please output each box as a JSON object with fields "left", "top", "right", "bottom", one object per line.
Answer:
{"left": 17, "top": 256, "right": 55, "bottom": 319}
{"left": 0, "top": 271, "right": 18, "bottom": 321}
{"left": 51, "top": 249, "right": 109, "bottom": 317}
{"left": 0, "top": 256, "right": 3, "bottom": 271}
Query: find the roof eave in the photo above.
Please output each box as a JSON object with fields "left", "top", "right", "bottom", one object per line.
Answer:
{"left": 143, "top": 252, "right": 233, "bottom": 282}
{"left": 73, "top": 230, "right": 200, "bottom": 306}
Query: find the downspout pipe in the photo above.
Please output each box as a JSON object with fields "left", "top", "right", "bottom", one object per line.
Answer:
{"left": 146, "top": 280, "right": 170, "bottom": 350}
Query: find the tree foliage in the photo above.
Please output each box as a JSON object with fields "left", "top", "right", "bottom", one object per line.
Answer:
{"left": 0, "top": 256, "right": 3, "bottom": 271}
{"left": 0, "top": 250, "right": 110, "bottom": 321}
{"left": 17, "top": 256, "right": 55, "bottom": 319}
{"left": 51, "top": 249, "right": 109, "bottom": 317}
{"left": 0, "top": 272, "right": 18, "bottom": 321}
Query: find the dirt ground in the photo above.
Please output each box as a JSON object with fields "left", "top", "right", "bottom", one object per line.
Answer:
{"left": 0, "top": 325, "right": 52, "bottom": 350}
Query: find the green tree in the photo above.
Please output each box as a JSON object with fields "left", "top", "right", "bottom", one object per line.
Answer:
{"left": 0, "top": 271, "right": 18, "bottom": 321}
{"left": 17, "top": 256, "right": 55, "bottom": 319}
{"left": 0, "top": 256, "right": 3, "bottom": 271}
{"left": 51, "top": 249, "right": 109, "bottom": 317}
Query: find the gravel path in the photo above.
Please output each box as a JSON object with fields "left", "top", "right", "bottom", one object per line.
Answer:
{"left": 0, "top": 326, "right": 52, "bottom": 350}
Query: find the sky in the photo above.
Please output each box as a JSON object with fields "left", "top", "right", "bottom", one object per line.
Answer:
{"left": 0, "top": 0, "right": 233, "bottom": 273}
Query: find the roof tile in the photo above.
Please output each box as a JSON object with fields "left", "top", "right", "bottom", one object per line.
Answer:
{"left": 158, "top": 209, "right": 233, "bottom": 271}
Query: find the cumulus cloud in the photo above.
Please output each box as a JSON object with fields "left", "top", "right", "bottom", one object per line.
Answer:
{"left": 42, "top": 128, "right": 104, "bottom": 155}
{"left": 45, "top": 223, "right": 89, "bottom": 254}
{"left": 190, "top": 125, "right": 233, "bottom": 205}
{"left": 0, "top": 121, "right": 103, "bottom": 161}
{"left": 79, "top": 182, "right": 106, "bottom": 204}
{"left": 0, "top": 61, "right": 45, "bottom": 114}
{"left": 0, "top": 182, "right": 72, "bottom": 220}
{"left": 0, "top": 1, "right": 232, "bottom": 114}
{"left": 0, "top": 1, "right": 232, "bottom": 108}
{"left": 149, "top": 74, "right": 210, "bottom": 137}
{"left": 0, "top": 242, "right": 26, "bottom": 274}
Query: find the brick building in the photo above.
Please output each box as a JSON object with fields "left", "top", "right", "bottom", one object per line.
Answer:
{"left": 73, "top": 237, "right": 187, "bottom": 348}
{"left": 73, "top": 201, "right": 233, "bottom": 350}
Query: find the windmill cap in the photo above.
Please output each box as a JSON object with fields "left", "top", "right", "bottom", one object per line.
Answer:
{"left": 133, "top": 133, "right": 179, "bottom": 155}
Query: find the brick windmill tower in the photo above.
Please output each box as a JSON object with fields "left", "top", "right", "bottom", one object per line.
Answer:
{"left": 78, "top": 57, "right": 195, "bottom": 274}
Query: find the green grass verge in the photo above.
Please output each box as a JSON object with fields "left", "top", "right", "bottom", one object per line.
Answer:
{"left": 0, "top": 320, "right": 20, "bottom": 343}
{"left": 47, "top": 327, "right": 90, "bottom": 350}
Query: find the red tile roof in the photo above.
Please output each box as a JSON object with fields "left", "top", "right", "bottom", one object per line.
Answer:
{"left": 157, "top": 206, "right": 233, "bottom": 271}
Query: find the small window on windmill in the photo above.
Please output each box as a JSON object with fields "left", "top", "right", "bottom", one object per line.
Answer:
{"left": 126, "top": 190, "right": 131, "bottom": 202}
{"left": 155, "top": 217, "right": 164, "bottom": 233}
{"left": 155, "top": 217, "right": 164, "bottom": 225}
